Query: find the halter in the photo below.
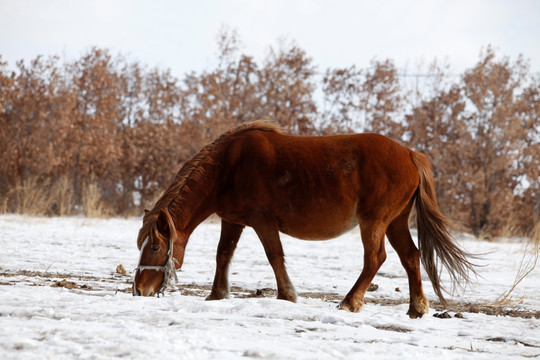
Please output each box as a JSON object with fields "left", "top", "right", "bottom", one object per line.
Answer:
{"left": 134, "top": 236, "right": 179, "bottom": 296}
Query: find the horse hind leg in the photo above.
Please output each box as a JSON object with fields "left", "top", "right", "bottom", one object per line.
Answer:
{"left": 386, "top": 211, "right": 429, "bottom": 318}
{"left": 340, "top": 219, "right": 387, "bottom": 312}
{"left": 206, "top": 219, "right": 244, "bottom": 301}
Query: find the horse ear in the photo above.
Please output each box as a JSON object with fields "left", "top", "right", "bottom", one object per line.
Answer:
{"left": 144, "top": 209, "right": 149, "bottom": 215}
{"left": 156, "top": 209, "right": 170, "bottom": 232}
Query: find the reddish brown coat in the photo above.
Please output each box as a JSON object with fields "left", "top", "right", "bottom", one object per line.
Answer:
{"left": 134, "top": 121, "right": 475, "bottom": 318}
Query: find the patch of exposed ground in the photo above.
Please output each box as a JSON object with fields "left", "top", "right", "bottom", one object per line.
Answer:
{"left": 1, "top": 269, "right": 539, "bottom": 319}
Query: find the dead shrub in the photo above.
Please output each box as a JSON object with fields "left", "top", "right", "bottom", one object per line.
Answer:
{"left": 0, "top": 194, "right": 8, "bottom": 214}
{"left": 81, "top": 178, "right": 110, "bottom": 218}
{"left": 50, "top": 175, "right": 75, "bottom": 216}
{"left": 493, "top": 220, "right": 540, "bottom": 306}
{"left": 533, "top": 220, "right": 540, "bottom": 246}
{"left": 5, "top": 176, "right": 53, "bottom": 216}
{"left": 500, "top": 213, "right": 526, "bottom": 239}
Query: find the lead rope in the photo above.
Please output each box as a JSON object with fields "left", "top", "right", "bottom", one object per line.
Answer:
{"left": 134, "top": 236, "right": 179, "bottom": 296}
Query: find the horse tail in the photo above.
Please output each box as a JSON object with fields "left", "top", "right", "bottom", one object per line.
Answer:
{"left": 410, "top": 151, "right": 476, "bottom": 307}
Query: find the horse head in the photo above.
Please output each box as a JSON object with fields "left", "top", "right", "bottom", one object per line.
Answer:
{"left": 133, "top": 209, "right": 180, "bottom": 296}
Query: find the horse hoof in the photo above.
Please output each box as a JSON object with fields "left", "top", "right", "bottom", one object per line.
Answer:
{"left": 338, "top": 299, "right": 362, "bottom": 313}
{"left": 277, "top": 291, "right": 297, "bottom": 303}
{"left": 407, "top": 297, "right": 429, "bottom": 318}
{"left": 406, "top": 305, "right": 428, "bottom": 319}
{"left": 205, "top": 292, "right": 228, "bottom": 301}
{"left": 406, "top": 309, "right": 423, "bottom": 319}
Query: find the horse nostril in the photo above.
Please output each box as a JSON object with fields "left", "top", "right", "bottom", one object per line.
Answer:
{"left": 135, "top": 287, "right": 142, "bottom": 296}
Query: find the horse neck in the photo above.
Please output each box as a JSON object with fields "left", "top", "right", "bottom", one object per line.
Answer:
{"left": 158, "top": 160, "right": 218, "bottom": 269}
{"left": 168, "top": 158, "right": 220, "bottom": 236}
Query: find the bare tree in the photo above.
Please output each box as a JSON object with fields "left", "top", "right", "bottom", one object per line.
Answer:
{"left": 0, "top": 38, "right": 537, "bottom": 234}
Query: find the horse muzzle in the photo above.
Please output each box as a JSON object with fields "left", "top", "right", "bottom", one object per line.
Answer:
{"left": 133, "top": 283, "right": 156, "bottom": 297}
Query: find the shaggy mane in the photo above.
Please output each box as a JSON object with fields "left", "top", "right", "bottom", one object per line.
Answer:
{"left": 137, "top": 121, "right": 281, "bottom": 248}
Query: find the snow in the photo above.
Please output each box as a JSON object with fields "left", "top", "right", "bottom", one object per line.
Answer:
{"left": 0, "top": 215, "right": 538, "bottom": 359}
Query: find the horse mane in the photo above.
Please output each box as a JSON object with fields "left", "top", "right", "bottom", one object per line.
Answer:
{"left": 137, "top": 120, "right": 281, "bottom": 248}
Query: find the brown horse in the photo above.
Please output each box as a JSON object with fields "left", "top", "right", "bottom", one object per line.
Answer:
{"left": 133, "top": 121, "right": 475, "bottom": 318}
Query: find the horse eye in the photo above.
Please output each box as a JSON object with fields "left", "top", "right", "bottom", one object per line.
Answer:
{"left": 151, "top": 247, "right": 160, "bottom": 252}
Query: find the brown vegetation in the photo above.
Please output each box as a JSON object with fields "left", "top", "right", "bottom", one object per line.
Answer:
{"left": 0, "top": 30, "right": 538, "bottom": 236}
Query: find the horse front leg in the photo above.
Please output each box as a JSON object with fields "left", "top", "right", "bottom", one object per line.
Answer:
{"left": 206, "top": 219, "right": 244, "bottom": 301}
{"left": 252, "top": 216, "right": 297, "bottom": 302}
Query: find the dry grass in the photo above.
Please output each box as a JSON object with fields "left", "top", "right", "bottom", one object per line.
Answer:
{"left": 493, "top": 220, "right": 540, "bottom": 307}
{"left": 0, "top": 176, "right": 71, "bottom": 216}
{"left": 50, "top": 175, "right": 75, "bottom": 216}
{"left": 475, "top": 226, "right": 494, "bottom": 242}
{"left": 3, "top": 177, "right": 54, "bottom": 216}
{"left": 0, "top": 175, "right": 112, "bottom": 218}
{"left": 533, "top": 220, "right": 540, "bottom": 245}
{"left": 81, "top": 178, "right": 110, "bottom": 218}
{"left": 500, "top": 213, "right": 529, "bottom": 239}
{"left": 0, "top": 193, "right": 8, "bottom": 214}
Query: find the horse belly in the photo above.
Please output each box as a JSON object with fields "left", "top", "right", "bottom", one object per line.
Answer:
{"left": 270, "top": 163, "right": 361, "bottom": 240}
{"left": 276, "top": 199, "right": 359, "bottom": 240}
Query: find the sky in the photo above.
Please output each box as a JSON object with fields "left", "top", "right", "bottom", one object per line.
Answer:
{"left": 1, "top": 0, "right": 539, "bottom": 79}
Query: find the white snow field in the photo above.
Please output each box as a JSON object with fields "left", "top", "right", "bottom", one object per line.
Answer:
{"left": 0, "top": 215, "right": 538, "bottom": 359}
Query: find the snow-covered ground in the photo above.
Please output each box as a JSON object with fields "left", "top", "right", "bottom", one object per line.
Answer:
{"left": 0, "top": 215, "right": 538, "bottom": 359}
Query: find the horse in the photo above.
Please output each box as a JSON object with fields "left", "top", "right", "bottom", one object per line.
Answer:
{"left": 133, "top": 121, "right": 475, "bottom": 318}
